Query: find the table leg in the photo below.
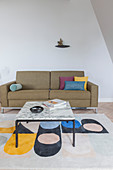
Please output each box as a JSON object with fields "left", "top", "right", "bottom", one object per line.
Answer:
{"left": 73, "top": 120, "right": 75, "bottom": 147}
{"left": 15, "top": 120, "right": 18, "bottom": 148}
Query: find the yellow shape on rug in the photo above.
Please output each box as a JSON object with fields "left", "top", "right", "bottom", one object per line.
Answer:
{"left": 0, "top": 127, "right": 15, "bottom": 133}
{"left": 4, "top": 134, "right": 36, "bottom": 155}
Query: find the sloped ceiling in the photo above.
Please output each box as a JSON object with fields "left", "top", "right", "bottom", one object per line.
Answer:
{"left": 91, "top": 0, "right": 113, "bottom": 62}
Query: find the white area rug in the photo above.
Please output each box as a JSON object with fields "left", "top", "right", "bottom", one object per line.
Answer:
{"left": 0, "top": 113, "right": 113, "bottom": 170}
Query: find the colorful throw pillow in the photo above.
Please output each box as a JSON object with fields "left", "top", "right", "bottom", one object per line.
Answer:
{"left": 64, "top": 81, "right": 85, "bottom": 91}
{"left": 10, "top": 84, "right": 22, "bottom": 92}
{"left": 74, "top": 76, "right": 88, "bottom": 90}
{"left": 59, "top": 76, "right": 74, "bottom": 90}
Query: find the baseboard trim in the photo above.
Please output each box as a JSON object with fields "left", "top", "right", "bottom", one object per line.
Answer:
{"left": 99, "top": 98, "right": 113, "bottom": 102}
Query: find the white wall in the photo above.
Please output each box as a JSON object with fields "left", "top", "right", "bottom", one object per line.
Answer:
{"left": 0, "top": 0, "right": 113, "bottom": 101}
{"left": 91, "top": 0, "right": 113, "bottom": 63}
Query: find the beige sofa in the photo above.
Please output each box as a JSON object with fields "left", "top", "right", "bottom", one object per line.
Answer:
{"left": 0, "top": 71, "right": 98, "bottom": 113}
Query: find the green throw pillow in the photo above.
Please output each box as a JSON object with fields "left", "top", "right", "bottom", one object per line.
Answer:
{"left": 10, "top": 84, "right": 22, "bottom": 92}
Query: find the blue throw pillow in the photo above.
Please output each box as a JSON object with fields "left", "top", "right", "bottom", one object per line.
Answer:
{"left": 64, "top": 81, "right": 85, "bottom": 91}
{"left": 10, "top": 84, "right": 22, "bottom": 92}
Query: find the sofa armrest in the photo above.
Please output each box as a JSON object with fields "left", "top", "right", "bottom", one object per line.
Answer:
{"left": 0, "top": 81, "right": 16, "bottom": 107}
{"left": 87, "top": 81, "right": 98, "bottom": 107}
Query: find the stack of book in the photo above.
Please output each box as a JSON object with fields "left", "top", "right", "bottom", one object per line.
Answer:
{"left": 42, "top": 99, "right": 67, "bottom": 110}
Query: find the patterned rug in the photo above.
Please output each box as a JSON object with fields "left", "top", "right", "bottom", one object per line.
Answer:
{"left": 0, "top": 113, "right": 113, "bottom": 169}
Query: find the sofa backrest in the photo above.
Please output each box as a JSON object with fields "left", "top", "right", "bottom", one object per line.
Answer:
{"left": 51, "top": 71, "right": 84, "bottom": 90}
{"left": 16, "top": 71, "right": 50, "bottom": 90}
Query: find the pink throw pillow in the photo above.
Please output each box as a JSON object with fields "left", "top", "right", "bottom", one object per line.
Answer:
{"left": 59, "top": 76, "right": 74, "bottom": 90}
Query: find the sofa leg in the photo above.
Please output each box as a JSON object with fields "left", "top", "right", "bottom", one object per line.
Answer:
{"left": 1, "top": 108, "right": 4, "bottom": 114}
{"left": 95, "top": 108, "right": 98, "bottom": 114}
{"left": 72, "top": 107, "right": 98, "bottom": 114}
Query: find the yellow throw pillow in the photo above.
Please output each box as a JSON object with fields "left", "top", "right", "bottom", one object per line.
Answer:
{"left": 74, "top": 76, "right": 88, "bottom": 90}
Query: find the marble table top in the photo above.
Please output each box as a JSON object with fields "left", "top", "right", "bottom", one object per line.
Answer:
{"left": 16, "top": 101, "right": 75, "bottom": 121}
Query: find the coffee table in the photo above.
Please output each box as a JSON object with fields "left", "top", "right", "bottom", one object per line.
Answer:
{"left": 15, "top": 101, "right": 75, "bottom": 148}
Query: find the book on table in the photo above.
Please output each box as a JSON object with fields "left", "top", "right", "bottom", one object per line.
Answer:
{"left": 42, "top": 99, "right": 67, "bottom": 110}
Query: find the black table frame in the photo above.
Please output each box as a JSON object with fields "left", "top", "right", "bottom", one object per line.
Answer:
{"left": 15, "top": 119, "right": 75, "bottom": 148}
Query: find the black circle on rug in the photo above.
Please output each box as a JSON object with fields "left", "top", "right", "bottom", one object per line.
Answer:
{"left": 34, "top": 124, "right": 62, "bottom": 157}
{"left": 81, "top": 119, "right": 108, "bottom": 133}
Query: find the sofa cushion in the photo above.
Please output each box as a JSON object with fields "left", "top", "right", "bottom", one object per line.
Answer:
{"left": 51, "top": 71, "right": 84, "bottom": 90}
{"left": 8, "top": 99, "right": 47, "bottom": 107}
{"left": 69, "top": 100, "right": 90, "bottom": 107}
{"left": 8, "top": 90, "right": 49, "bottom": 100}
{"left": 50, "top": 90, "right": 90, "bottom": 100}
{"left": 16, "top": 71, "right": 50, "bottom": 90}
{"left": 8, "top": 99, "right": 90, "bottom": 107}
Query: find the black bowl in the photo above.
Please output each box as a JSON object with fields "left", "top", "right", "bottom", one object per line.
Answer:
{"left": 30, "top": 106, "right": 44, "bottom": 113}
